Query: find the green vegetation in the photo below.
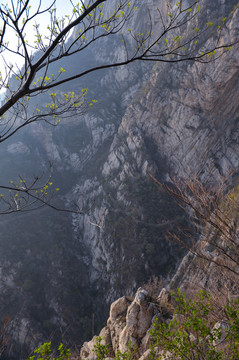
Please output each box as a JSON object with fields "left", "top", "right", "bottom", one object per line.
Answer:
{"left": 27, "top": 342, "right": 71, "bottom": 360}
{"left": 28, "top": 290, "right": 239, "bottom": 360}
{"left": 93, "top": 337, "right": 137, "bottom": 360}
{"left": 149, "top": 290, "right": 239, "bottom": 360}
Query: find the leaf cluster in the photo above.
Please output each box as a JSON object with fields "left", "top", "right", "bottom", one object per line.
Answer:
{"left": 27, "top": 341, "right": 71, "bottom": 360}
{"left": 149, "top": 289, "right": 239, "bottom": 359}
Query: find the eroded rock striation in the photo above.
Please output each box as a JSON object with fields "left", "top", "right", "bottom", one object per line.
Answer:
{"left": 72, "top": 0, "right": 239, "bottom": 303}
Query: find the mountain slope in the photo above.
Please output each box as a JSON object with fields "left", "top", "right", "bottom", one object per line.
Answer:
{"left": 0, "top": 0, "right": 238, "bottom": 358}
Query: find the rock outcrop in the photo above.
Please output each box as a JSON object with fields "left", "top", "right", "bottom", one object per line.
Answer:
{"left": 80, "top": 285, "right": 238, "bottom": 360}
{"left": 80, "top": 287, "right": 174, "bottom": 360}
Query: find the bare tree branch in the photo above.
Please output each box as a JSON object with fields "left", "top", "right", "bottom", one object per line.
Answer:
{"left": 148, "top": 172, "right": 239, "bottom": 277}
{"left": 0, "top": 0, "right": 237, "bottom": 215}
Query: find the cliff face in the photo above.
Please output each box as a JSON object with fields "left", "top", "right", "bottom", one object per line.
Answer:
{"left": 71, "top": 0, "right": 239, "bottom": 301}
{"left": 0, "top": 0, "right": 238, "bottom": 358}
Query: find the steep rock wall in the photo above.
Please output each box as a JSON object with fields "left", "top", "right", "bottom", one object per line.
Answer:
{"left": 71, "top": 1, "right": 239, "bottom": 303}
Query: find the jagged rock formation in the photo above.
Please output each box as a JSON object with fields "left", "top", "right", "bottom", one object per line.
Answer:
{"left": 80, "top": 285, "right": 238, "bottom": 360}
{"left": 80, "top": 287, "right": 174, "bottom": 360}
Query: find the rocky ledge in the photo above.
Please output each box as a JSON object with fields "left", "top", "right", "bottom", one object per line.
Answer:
{"left": 80, "top": 287, "right": 173, "bottom": 360}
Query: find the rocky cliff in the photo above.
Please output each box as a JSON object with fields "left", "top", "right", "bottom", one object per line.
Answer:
{"left": 0, "top": 0, "right": 238, "bottom": 358}
{"left": 71, "top": 0, "right": 239, "bottom": 301}
{"left": 80, "top": 287, "right": 174, "bottom": 360}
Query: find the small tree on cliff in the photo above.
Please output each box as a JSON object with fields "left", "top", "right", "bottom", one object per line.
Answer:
{"left": 0, "top": 0, "right": 237, "bottom": 213}
{"left": 149, "top": 172, "right": 239, "bottom": 293}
